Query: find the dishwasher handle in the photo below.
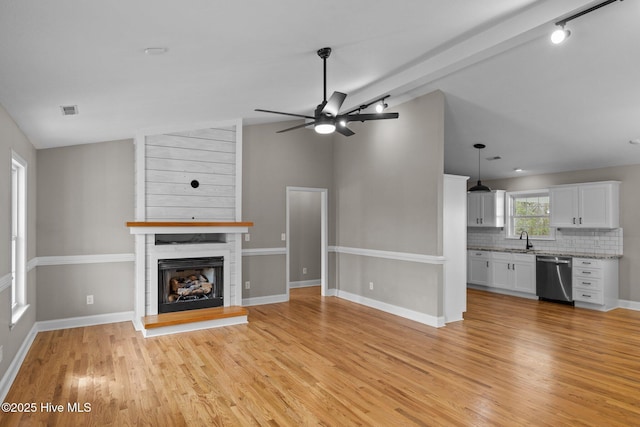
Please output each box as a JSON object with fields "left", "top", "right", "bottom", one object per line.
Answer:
{"left": 537, "top": 258, "right": 571, "bottom": 265}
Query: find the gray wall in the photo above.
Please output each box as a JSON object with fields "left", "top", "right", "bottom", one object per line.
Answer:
{"left": 242, "top": 121, "right": 334, "bottom": 298}
{"left": 334, "top": 90, "right": 445, "bottom": 316}
{"left": 36, "top": 140, "right": 135, "bottom": 320}
{"left": 483, "top": 164, "right": 640, "bottom": 302}
{"left": 289, "top": 190, "right": 321, "bottom": 283}
{"left": 0, "top": 104, "right": 37, "bottom": 383}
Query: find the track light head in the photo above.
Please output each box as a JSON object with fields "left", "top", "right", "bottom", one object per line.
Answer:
{"left": 551, "top": 25, "right": 571, "bottom": 44}
{"left": 375, "top": 101, "right": 388, "bottom": 113}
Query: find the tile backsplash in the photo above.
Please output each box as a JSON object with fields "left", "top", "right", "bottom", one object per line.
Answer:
{"left": 467, "top": 227, "right": 623, "bottom": 256}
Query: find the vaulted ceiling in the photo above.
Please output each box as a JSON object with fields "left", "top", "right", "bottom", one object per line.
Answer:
{"left": 1, "top": 0, "right": 638, "bottom": 179}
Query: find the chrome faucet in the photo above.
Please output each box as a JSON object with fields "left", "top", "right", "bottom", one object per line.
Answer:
{"left": 519, "top": 231, "right": 533, "bottom": 250}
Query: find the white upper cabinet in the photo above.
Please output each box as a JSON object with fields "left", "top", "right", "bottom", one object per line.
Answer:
{"left": 549, "top": 181, "right": 620, "bottom": 229}
{"left": 467, "top": 190, "right": 505, "bottom": 227}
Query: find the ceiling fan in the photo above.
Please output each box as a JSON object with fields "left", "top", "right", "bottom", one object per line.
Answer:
{"left": 255, "top": 47, "right": 399, "bottom": 137}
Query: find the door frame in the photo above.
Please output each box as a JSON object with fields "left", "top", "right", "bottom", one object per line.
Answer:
{"left": 286, "top": 186, "right": 328, "bottom": 298}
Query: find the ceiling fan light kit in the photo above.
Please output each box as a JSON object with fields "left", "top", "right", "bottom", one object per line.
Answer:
{"left": 255, "top": 47, "right": 399, "bottom": 136}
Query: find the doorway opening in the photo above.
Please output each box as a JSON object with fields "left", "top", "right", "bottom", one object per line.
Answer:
{"left": 286, "top": 187, "right": 328, "bottom": 299}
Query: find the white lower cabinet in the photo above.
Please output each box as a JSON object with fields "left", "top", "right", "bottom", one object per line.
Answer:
{"left": 491, "top": 253, "right": 536, "bottom": 294}
{"left": 572, "top": 257, "right": 619, "bottom": 311}
{"left": 468, "top": 251, "right": 491, "bottom": 286}
{"left": 468, "top": 251, "right": 536, "bottom": 295}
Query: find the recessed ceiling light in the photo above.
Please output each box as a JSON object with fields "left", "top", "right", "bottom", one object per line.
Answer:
{"left": 486, "top": 156, "right": 501, "bottom": 161}
{"left": 144, "top": 47, "right": 168, "bottom": 55}
{"left": 514, "top": 168, "right": 524, "bottom": 173}
{"left": 629, "top": 139, "right": 640, "bottom": 145}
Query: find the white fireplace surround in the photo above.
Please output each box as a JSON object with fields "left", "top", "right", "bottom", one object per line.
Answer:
{"left": 129, "top": 119, "right": 249, "bottom": 332}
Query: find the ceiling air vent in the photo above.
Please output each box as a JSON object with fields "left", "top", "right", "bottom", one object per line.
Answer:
{"left": 486, "top": 156, "right": 501, "bottom": 161}
{"left": 60, "top": 105, "right": 78, "bottom": 116}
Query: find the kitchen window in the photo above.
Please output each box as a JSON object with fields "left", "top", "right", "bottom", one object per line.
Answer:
{"left": 506, "top": 189, "right": 555, "bottom": 239}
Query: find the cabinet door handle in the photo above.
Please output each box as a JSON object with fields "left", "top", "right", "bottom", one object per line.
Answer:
{"left": 582, "top": 282, "right": 592, "bottom": 285}
{"left": 579, "top": 217, "right": 583, "bottom": 224}
{"left": 512, "top": 264, "right": 515, "bottom": 271}
{"left": 573, "top": 217, "right": 576, "bottom": 224}
{"left": 480, "top": 218, "right": 483, "bottom": 224}
{"left": 507, "top": 264, "right": 511, "bottom": 270}
{"left": 476, "top": 218, "right": 479, "bottom": 224}
{"left": 486, "top": 261, "right": 489, "bottom": 268}
{"left": 582, "top": 262, "right": 591, "bottom": 265}
{"left": 582, "top": 294, "right": 591, "bottom": 298}
{"left": 582, "top": 271, "right": 591, "bottom": 275}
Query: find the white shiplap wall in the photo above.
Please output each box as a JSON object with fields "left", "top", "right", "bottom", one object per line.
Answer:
{"left": 145, "top": 127, "right": 236, "bottom": 221}
{"left": 137, "top": 124, "right": 243, "bottom": 314}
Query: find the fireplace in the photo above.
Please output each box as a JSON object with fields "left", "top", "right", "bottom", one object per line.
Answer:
{"left": 158, "top": 256, "right": 224, "bottom": 313}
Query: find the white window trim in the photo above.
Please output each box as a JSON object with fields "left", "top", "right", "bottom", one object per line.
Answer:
{"left": 505, "top": 189, "right": 556, "bottom": 241}
{"left": 11, "top": 150, "right": 29, "bottom": 327}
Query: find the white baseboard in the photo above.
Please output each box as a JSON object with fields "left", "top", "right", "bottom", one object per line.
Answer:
{"left": 242, "top": 294, "right": 288, "bottom": 306}
{"left": 289, "top": 280, "right": 320, "bottom": 289}
{"left": 0, "top": 324, "right": 39, "bottom": 402}
{"left": 615, "top": 299, "right": 640, "bottom": 311}
{"left": 324, "top": 288, "right": 338, "bottom": 297}
{"left": 37, "top": 311, "right": 134, "bottom": 332}
{"left": 336, "top": 290, "right": 445, "bottom": 328}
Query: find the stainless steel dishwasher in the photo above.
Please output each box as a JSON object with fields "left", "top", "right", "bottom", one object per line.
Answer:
{"left": 536, "top": 256, "right": 573, "bottom": 303}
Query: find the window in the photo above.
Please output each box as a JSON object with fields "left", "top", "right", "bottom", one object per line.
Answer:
{"left": 11, "top": 152, "right": 28, "bottom": 325}
{"left": 506, "top": 189, "right": 554, "bottom": 239}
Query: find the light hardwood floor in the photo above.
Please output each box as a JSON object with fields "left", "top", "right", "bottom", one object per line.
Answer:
{"left": 3, "top": 287, "right": 640, "bottom": 426}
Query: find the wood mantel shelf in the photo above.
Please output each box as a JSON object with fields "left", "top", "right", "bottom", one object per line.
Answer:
{"left": 126, "top": 221, "right": 253, "bottom": 227}
{"left": 126, "top": 221, "right": 253, "bottom": 235}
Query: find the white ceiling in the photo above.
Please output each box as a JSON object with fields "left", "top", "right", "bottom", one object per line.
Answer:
{"left": 1, "top": 0, "right": 638, "bottom": 179}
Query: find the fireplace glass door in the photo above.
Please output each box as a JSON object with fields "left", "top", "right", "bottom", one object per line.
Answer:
{"left": 157, "top": 257, "right": 223, "bottom": 313}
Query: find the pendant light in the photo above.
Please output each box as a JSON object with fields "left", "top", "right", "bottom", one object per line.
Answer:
{"left": 469, "top": 143, "right": 491, "bottom": 192}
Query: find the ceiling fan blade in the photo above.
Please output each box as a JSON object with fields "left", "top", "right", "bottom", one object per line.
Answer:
{"left": 321, "top": 91, "right": 347, "bottom": 117}
{"left": 335, "top": 125, "right": 355, "bottom": 137}
{"left": 344, "top": 112, "right": 399, "bottom": 122}
{"left": 255, "top": 109, "right": 314, "bottom": 120}
{"left": 276, "top": 121, "right": 315, "bottom": 133}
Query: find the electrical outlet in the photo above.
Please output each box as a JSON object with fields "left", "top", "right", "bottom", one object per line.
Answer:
{"left": 86, "top": 295, "right": 94, "bottom": 305}
{"left": 303, "top": 267, "right": 307, "bottom": 275}
{"left": 369, "top": 282, "right": 374, "bottom": 290}
{"left": 244, "top": 233, "right": 250, "bottom": 242}
{"left": 245, "top": 281, "right": 250, "bottom": 290}
{"left": 281, "top": 233, "right": 286, "bottom": 241}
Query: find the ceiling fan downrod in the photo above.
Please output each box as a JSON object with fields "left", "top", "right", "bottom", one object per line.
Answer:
{"left": 317, "top": 47, "right": 331, "bottom": 104}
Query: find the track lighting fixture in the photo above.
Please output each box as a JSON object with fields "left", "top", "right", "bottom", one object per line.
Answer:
{"left": 550, "top": 25, "right": 570, "bottom": 44}
{"left": 375, "top": 101, "right": 388, "bottom": 113}
{"left": 551, "top": 0, "right": 622, "bottom": 45}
